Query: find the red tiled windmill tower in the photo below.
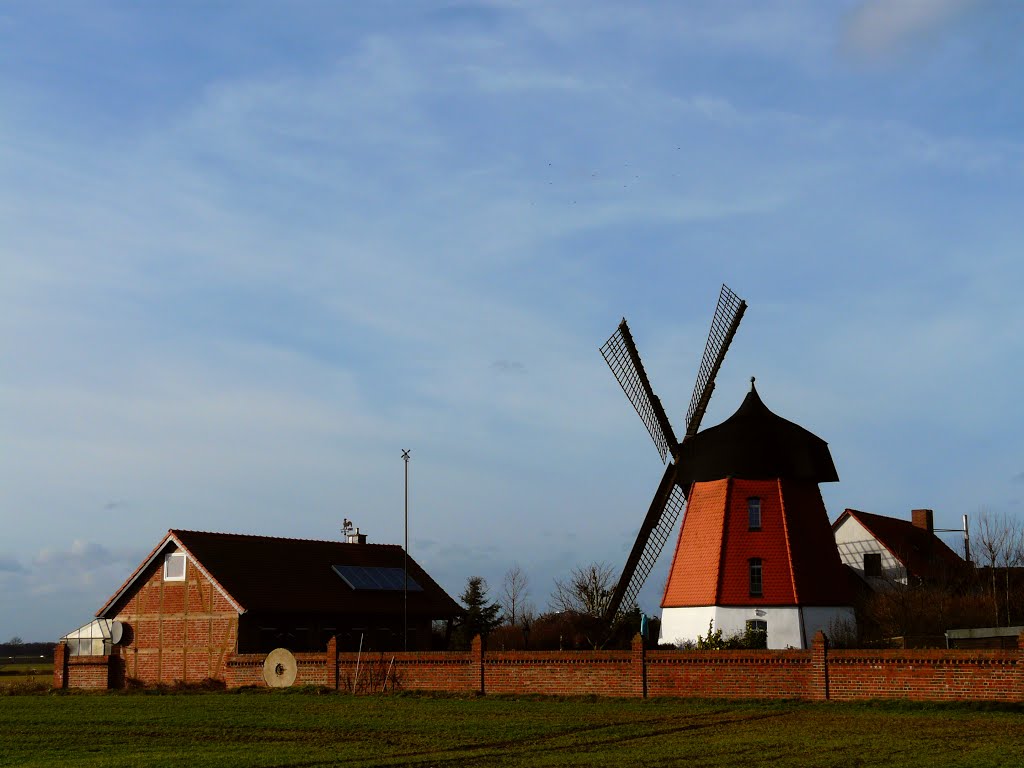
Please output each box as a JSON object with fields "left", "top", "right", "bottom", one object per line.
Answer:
{"left": 600, "top": 286, "right": 853, "bottom": 648}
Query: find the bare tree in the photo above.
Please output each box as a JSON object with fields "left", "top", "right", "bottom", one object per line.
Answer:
{"left": 549, "top": 562, "right": 616, "bottom": 618}
{"left": 973, "top": 508, "right": 1024, "bottom": 626}
{"left": 975, "top": 507, "right": 1005, "bottom": 625}
{"left": 1001, "top": 518, "right": 1024, "bottom": 626}
{"left": 500, "top": 563, "right": 531, "bottom": 627}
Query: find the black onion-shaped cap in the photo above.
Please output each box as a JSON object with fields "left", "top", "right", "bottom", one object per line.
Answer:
{"left": 675, "top": 380, "right": 839, "bottom": 484}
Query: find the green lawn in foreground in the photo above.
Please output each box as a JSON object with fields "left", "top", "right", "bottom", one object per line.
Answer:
{"left": 0, "top": 691, "right": 1022, "bottom": 768}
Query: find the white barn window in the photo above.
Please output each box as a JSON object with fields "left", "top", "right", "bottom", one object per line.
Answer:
{"left": 163, "top": 552, "right": 186, "bottom": 581}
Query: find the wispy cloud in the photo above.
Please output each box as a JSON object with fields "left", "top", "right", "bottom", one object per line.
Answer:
{"left": 2, "top": 1, "right": 1024, "bottom": 640}
{"left": 0, "top": 556, "right": 27, "bottom": 574}
{"left": 842, "top": 0, "right": 984, "bottom": 59}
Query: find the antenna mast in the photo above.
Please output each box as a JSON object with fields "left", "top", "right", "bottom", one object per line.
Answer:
{"left": 402, "top": 449, "right": 411, "bottom": 651}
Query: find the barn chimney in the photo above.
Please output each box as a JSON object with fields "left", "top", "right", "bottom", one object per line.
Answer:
{"left": 911, "top": 509, "right": 934, "bottom": 536}
{"left": 347, "top": 528, "right": 367, "bottom": 545}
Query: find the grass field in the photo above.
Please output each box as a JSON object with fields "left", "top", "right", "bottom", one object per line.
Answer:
{"left": 0, "top": 690, "right": 1022, "bottom": 767}
{"left": 0, "top": 660, "right": 52, "bottom": 687}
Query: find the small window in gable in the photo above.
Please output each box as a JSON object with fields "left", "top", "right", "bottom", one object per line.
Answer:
{"left": 748, "top": 497, "right": 761, "bottom": 530}
{"left": 163, "top": 552, "right": 186, "bottom": 581}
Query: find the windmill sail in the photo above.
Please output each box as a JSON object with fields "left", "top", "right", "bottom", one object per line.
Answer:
{"left": 600, "top": 319, "right": 677, "bottom": 463}
{"left": 604, "top": 464, "right": 686, "bottom": 621}
{"left": 602, "top": 284, "right": 746, "bottom": 625}
{"left": 685, "top": 284, "right": 746, "bottom": 436}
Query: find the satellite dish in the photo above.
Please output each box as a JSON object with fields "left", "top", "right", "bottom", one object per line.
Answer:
{"left": 262, "top": 648, "right": 298, "bottom": 688}
{"left": 110, "top": 621, "right": 131, "bottom": 645}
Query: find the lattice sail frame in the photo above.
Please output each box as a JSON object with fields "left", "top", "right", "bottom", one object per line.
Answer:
{"left": 684, "top": 284, "right": 746, "bottom": 436}
{"left": 600, "top": 320, "right": 677, "bottom": 463}
{"left": 613, "top": 477, "right": 686, "bottom": 617}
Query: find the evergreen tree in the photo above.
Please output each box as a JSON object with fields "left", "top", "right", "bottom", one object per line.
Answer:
{"left": 456, "top": 576, "right": 502, "bottom": 647}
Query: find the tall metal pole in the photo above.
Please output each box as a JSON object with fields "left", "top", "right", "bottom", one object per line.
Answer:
{"left": 402, "top": 449, "right": 410, "bottom": 651}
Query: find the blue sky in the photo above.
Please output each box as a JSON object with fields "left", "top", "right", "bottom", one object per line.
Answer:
{"left": 3, "top": 1, "right": 1023, "bottom": 641}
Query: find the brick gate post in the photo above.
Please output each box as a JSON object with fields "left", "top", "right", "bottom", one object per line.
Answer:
{"left": 326, "top": 635, "right": 339, "bottom": 691}
{"left": 107, "top": 647, "right": 125, "bottom": 689}
{"left": 53, "top": 642, "right": 68, "bottom": 689}
{"left": 1016, "top": 631, "right": 1024, "bottom": 702}
{"left": 632, "top": 633, "right": 647, "bottom": 699}
{"left": 471, "top": 635, "right": 485, "bottom": 695}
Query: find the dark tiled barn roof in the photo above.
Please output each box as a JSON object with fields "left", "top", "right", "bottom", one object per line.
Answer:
{"left": 101, "top": 530, "right": 461, "bottom": 619}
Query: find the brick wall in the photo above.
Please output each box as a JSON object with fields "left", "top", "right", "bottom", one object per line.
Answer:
{"left": 56, "top": 631, "right": 1024, "bottom": 703}
{"left": 341, "top": 648, "right": 476, "bottom": 694}
{"left": 827, "top": 648, "right": 1021, "bottom": 702}
{"left": 646, "top": 649, "right": 814, "bottom": 699}
{"left": 483, "top": 637, "right": 644, "bottom": 697}
{"left": 225, "top": 652, "right": 334, "bottom": 688}
{"left": 53, "top": 643, "right": 124, "bottom": 690}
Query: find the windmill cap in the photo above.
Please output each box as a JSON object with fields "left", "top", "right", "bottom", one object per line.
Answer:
{"left": 675, "top": 381, "right": 839, "bottom": 484}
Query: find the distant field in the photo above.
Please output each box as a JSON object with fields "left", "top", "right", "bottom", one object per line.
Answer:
{"left": 0, "top": 660, "right": 52, "bottom": 687}
{"left": 1, "top": 692, "right": 1022, "bottom": 767}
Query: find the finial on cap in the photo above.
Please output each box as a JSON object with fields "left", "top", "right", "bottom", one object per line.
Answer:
{"left": 750, "top": 376, "right": 756, "bottom": 390}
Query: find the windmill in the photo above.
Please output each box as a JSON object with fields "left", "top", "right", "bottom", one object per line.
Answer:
{"left": 599, "top": 284, "right": 746, "bottom": 622}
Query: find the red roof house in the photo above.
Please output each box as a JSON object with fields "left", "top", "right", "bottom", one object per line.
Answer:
{"left": 77, "top": 529, "right": 460, "bottom": 685}
{"left": 832, "top": 508, "right": 967, "bottom": 586}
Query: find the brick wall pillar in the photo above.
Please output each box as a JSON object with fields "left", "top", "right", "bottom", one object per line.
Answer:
{"left": 326, "top": 635, "right": 338, "bottom": 691}
{"left": 632, "top": 633, "right": 647, "bottom": 699}
{"left": 1016, "top": 631, "right": 1024, "bottom": 702}
{"left": 471, "top": 635, "right": 485, "bottom": 695}
{"left": 53, "top": 642, "right": 68, "bottom": 689}
{"left": 108, "top": 647, "right": 124, "bottom": 690}
{"left": 811, "top": 630, "right": 829, "bottom": 701}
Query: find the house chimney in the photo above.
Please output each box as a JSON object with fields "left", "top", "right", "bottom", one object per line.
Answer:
{"left": 911, "top": 509, "right": 934, "bottom": 536}
{"left": 346, "top": 527, "right": 367, "bottom": 545}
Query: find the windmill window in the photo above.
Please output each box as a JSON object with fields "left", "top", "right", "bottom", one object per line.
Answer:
{"left": 748, "top": 497, "right": 762, "bottom": 530}
{"left": 749, "top": 558, "right": 763, "bottom": 597}
{"left": 163, "top": 552, "right": 186, "bottom": 582}
{"left": 745, "top": 619, "right": 768, "bottom": 648}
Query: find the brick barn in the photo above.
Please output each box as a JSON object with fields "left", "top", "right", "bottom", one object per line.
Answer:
{"left": 76, "top": 529, "right": 460, "bottom": 685}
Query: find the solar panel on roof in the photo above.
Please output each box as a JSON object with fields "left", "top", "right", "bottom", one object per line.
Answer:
{"left": 332, "top": 565, "right": 423, "bottom": 591}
